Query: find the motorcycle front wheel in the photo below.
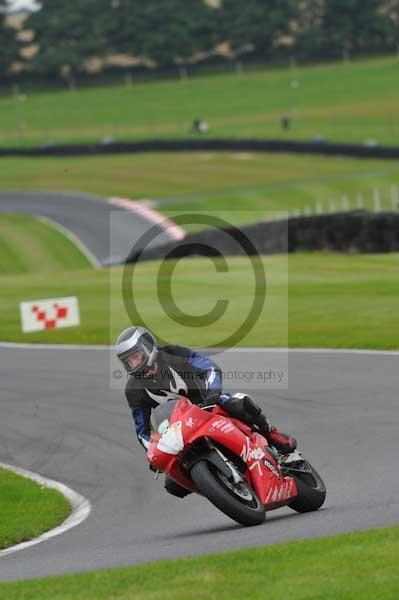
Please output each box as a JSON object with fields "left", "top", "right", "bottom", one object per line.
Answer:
{"left": 190, "top": 459, "right": 265, "bottom": 527}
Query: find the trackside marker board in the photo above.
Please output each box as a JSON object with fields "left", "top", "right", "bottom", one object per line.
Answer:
{"left": 20, "top": 297, "right": 80, "bottom": 333}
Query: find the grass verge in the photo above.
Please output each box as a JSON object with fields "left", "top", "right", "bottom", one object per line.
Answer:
{"left": 0, "top": 213, "right": 92, "bottom": 274}
{"left": 1, "top": 253, "right": 398, "bottom": 349}
{"left": 0, "top": 56, "right": 399, "bottom": 147}
{"left": 0, "top": 525, "right": 398, "bottom": 599}
{"left": 0, "top": 467, "right": 71, "bottom": 551}
{"left": 0, "top": 153, "right": 398, "bottom": 232}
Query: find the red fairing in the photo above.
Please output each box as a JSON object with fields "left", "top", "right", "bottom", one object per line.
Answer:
{"left": 147, "top": 397, "right": 297, "bottom": 508}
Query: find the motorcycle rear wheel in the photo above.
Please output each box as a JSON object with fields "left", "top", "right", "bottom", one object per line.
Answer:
{"left": 286, "top": 459, "right": 326, "bottom": 513}
{"left": 190, "top": 459, "right": 265, "bottom": 527}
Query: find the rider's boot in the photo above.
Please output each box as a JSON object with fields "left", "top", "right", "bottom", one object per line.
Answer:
{"left": 266, "top": 425, "right": 297, "bottom": 455}
{"left": 254, "top": 413, "right": 297, "bottom": 455}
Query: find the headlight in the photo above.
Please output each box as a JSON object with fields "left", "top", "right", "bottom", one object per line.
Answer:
{"left": 157, "top": 421, "right": 184, "bottom": 455}
{"left": 158, "top": 419, "right": 170, "bottom": 435}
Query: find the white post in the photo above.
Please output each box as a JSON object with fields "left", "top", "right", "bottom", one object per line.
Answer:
{"left": 292, "top": 209, "right": 301, "bottom": 218}
{"left": 373, "top": 188, "right": 381, "bottom": 212}
{"left": 329, "top": 199, "right": 336, "bottom": 213}
{"left": 342, "top": 195, "right": 350, "bottom": 211}
{"left": 179, "top": 66, "right": 188, "bottom": 81}
{"left": 356, "top": 193, "right": 364, "bottom": 210}
{"left": 316, "top": 201, "right": 323, "bottom": 215}
{"left": 390, "top": 185, "right": 398, "bottom": 211}
{"left": 304, "top": 206, "right": 311, "bottom": 216}
{"left": 236, "top": 61, "right": 243, "bottom": 75}
{"left": 13, "top": 83, "right": 28, "bottom": 145}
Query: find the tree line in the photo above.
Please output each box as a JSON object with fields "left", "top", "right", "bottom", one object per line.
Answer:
{"left": 0, "top": 0, "right": 398, "bottom": 81}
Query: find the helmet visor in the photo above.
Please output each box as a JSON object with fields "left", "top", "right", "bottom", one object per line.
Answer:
{"left": 127, "top": 350, "right": 147, "bottom": 372}
{"left": 119, "top": 345, "right": 150, "bottom": 374}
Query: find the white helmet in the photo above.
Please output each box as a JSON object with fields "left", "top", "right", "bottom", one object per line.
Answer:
{"left": 116, "top": 326, "right": 158, "bottom": 375}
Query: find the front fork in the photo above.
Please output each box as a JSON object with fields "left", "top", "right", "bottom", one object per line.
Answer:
{"left": 206, "top": 438, "right": 244, "bottom": 485}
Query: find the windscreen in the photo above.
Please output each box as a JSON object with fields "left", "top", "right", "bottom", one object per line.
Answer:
{"left": 150, "top": 400, "right": 179, "bottom": 432}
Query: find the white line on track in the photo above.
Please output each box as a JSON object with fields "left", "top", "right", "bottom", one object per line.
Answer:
{"left": 0, "top": 342, "right": 110, "bottom": 350}
{"left": 0, "top": 463, "right": 91, "bottom": 558}
{"left": 37, "top": 216, "right": 102, "bottom": 270}
{"left": 221, "top": 347, "right": 399, "bottom": 356}
{"left": 1, "top": 341, "right": 399, "bottom": 355}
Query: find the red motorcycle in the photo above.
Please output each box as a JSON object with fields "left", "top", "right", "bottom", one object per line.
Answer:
{"left": 147, "top": 397, "right": 326, "bottom": 526}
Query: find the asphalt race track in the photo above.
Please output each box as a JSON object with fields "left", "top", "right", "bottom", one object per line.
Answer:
{"left": 1, "top": 346, "right": 398, "bottom": 582}
{"left": 0, "top": 191, "right": 174, "bottom": 266}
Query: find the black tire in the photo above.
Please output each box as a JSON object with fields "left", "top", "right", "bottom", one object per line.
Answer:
{"left": 190, "top": 459, "right": 265, "bottom": 527}
{"left": 288, "top": 460, "right": 326, "bottom": 513}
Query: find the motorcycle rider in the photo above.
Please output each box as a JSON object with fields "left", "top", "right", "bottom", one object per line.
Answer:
{"left": 116, "top": 326, "right": 297, "bottom": 498}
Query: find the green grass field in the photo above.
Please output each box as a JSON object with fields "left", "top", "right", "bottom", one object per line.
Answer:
{"left": 0, "top": 467, "right": 71, "bottom": 550}
{"left": 1, "top": 153, "right": 398, "bottom": 232}
{"left": 1, "top": 53, "right": 397, "bottom": 597}
{"left": 0, "top": 213, "right": 92, "bottom": 274}
{"left": 0, "top": 525, "right": 397, "bottom": 599}
{"left": 1, "top": 56, "right": 399, "bottom": 148}
{"left": 1, "top": 253, "right": 398, "bottom": 348}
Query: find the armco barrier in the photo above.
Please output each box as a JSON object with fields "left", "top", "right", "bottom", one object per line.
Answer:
{"left": 2, "top": 138, "right": 399, "bottom": 159}
{"left": 126, "top": 211, "right": 399, "bottom": 263}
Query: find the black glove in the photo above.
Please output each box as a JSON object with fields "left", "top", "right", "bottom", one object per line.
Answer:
{"left": 253, "top": 411, "right": 271, "bottom": 434}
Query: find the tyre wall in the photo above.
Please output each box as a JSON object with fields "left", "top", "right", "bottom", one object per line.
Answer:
{"left": 127, "top": 211, "right": 399, "bottom": 263}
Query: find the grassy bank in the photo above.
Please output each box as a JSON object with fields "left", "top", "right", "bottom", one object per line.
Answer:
{"left": 0, "top": 467, "right": 71, "bottom": 551}
{"left": 0, "top": 153, "right": 398, "bottom": 232}
{"left": 0, "top": 213, "right": 92, "bottom": 274}
{"left": 1, "top": 253, "right": 398, "bottom": 349}
{"left": 0, "top": 56, "right": 398, "bottom": 147}
{"left": 1, "top": 525, "right": 398, "bottom": 599}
